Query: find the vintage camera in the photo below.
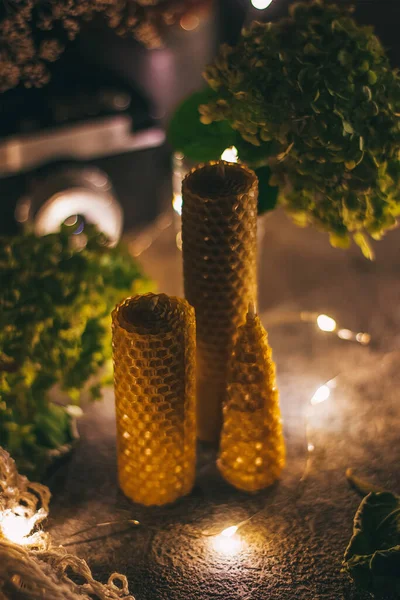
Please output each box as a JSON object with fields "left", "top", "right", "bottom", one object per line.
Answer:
{"left": 0, "top": 58, "right": 167, "bottom": 240}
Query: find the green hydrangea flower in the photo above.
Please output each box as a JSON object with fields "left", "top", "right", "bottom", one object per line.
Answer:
{"left": 0, "top": 225, "right": 153, "bottom": 476}
{"left": 202, "top": 1, "right": 400, "bottom": 257}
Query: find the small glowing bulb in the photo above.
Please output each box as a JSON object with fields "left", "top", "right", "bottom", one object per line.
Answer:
{"left": 212, "top": 526, "right": 242, "bottom": 555}
{"left": 251, "top": 0, "right": 273, "bottom": 9}
{"left": 220, "top": 146, "right": 238, "bottom": 163}
{"left": 0, "top": 512, "right": 35, "bottom": 545}
{"left": 172, "top": 193, "right": 183, "bottom": 216}
{"left": 310, "top": 385, "right": 331, "bottom": 405}
{"left": 221, "top": 525, "right": 239, "bottom": 538}
{"left": 317, "top": 314, "right": 337, "bottom": 332}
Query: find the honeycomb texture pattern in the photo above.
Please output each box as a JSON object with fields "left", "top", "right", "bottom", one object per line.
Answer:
{"left": 112, "top": 293, "right": 196, "bottom": 506}
{"left": 182, "top": 160, "right": 258, "bottom": 443}
{"left": 218, "top": 308, "right": 285, "bottom": 492}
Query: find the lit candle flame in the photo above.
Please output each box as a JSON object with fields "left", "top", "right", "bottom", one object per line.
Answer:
{"left": 220, "top": 146, "right": 239, "bottom": 163}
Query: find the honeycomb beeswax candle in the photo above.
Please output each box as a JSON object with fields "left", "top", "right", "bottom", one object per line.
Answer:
{"left": 218, "top": 304, "right": 285, "bottom": 492}
{"left": 112, "top": 293, "right": 196, "bottom": 506}
{"left": 182, "top": 160, "right": 258, "bottom": 443}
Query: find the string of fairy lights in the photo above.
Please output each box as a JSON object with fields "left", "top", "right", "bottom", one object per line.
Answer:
{"left": 129, "top": 148, "right": 375, "bottom": 556}
{"left": 0, "top": 309, "right": 371, "bottom": 565}
{"left": 250, "top": 0, "right": 274, "bottom": 10}
{"left": 202, "top": 314, "right": 371, "bottom": 554}
{"left": 0, "top": 129, "right": 373, "bottom": 574}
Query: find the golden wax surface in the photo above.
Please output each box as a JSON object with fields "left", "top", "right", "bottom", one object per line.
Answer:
{"left": 218, "top": 311, "right": 286, "bottom": 492}
{"left": 112, "top": 293, "right": 196, "bottom": 506}
{"left": 182, "top": 160, "right": 258, "bottom": 443}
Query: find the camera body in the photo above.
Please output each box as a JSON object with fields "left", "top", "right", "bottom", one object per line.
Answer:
{"left": 0, "top": 62, "right": 166, "bottom": 238}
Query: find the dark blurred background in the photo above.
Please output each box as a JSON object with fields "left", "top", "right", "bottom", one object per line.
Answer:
{"left": 0, "top": 0, "right": 399, "bottom": 237}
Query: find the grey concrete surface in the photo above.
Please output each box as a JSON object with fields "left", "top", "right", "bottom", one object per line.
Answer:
{"left": 47, "top": 208, "right": 400, "bottom": 600}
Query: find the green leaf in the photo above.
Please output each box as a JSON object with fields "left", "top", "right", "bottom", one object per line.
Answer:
{"left": 198, "top": 1, "right": 400, "bottom": 257}
{"left": 235, "top": 134, "right": 274, "bottom": 168}
{"left": 362, "top": 85, "right": 372, "bottom": 101}
{"left": 368, "top": 70, "right": 378, "bottom": 85}
{"left": 329, "top": 232, "right": 351, "bottom": 249}
{"left": 343, "top": 492, "right": 400, "bottom": 596}
{"left": 343, "top": 121, "right": 354, "bottom": 135}
{"left": 0, "top": 226, "right": 152, "bottom": 476}
{"left": 167, "top": 89, "right": 236, "bottom": 162}
{"left": 276, "top": 141, "right": 294, "bottom": 162}
{"left": 34, "top": 403, "right": 72, "bottom": 449}
{"left": 297, "top": 67, "right": 310, "bottom": 93}
{"left": 255, "top": 166, "right": 279, "bottom": 215}
{"left": 338, "top": 49, "right": 351, "bottom": 67}
{"left": 354, "top": 232, "right": 374, "bottom": 260}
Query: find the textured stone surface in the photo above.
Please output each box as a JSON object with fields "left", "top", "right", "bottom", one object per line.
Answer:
{"left": 47, "top": 209, "right": 400, "bottom": 600}
{"left": 182, "top": 161, "right": 258, "bottom": 443}
{"left": 112, "top": 293, "right": 196, "bottom": 506}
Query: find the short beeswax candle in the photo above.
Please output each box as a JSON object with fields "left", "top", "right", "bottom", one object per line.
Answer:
{"left": 112, "top": 293, "right": 196, "bottom": 506}
{"left": 182, "top": 161, "right": 258, "bottom": 443}
{"left": 218, "top": 304, "right": 285, "bottom": 492}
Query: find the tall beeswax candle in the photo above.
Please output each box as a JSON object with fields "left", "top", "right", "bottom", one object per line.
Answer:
{"left": 182, "top": 161, "right": 258, "bottom": 443}
{"left": 218, "top": 305, "right": 285, "bottom": 492}
{"left": 112, "top": 293, "right": 196, "bottom": 506}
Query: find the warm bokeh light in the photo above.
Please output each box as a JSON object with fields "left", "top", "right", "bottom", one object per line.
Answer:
{"left": 251, "top": 0, "right": 273, "bottom": 9}
{"left": 180, "top": 14, "right": 200, "bottom": 31}
{"left": 220, "top": 146, "right": 239, "bottom": 163}
{"left": 176, "top": 231, "right": 183, "bottom": 251}
{"left": 316, "top": 314, "right": 337, "bottom": 332}
{"left": 173, "top": 193, "right": 183, "bottom": 216}
{"left": 337, "top": 328, "right": 353, "bottom": 340}
{"left": 310, "top": 385, "right": 331, "bottom": 406}
{"left": 356, "top": 332, "right": 371, "bottom": 345}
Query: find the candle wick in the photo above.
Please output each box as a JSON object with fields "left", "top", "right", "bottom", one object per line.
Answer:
{"left": 148, "top": 295, "right": 159, "bottom": 310}
{"left": 217, "top": 161, "right": 226, "bottom": 178}
{"left": 247, "top": 301, "right": 256, "bottom": 319}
